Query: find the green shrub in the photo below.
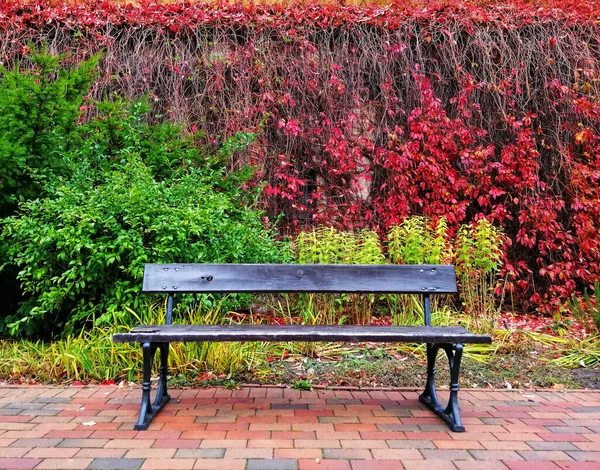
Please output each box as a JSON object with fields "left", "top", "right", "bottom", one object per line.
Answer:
{"left": 0, "top": 48, "right": 99, "bottom": 217}
{"left": 1, "top": 103, "right": 289, "bottom": 338}
{"left": 0, "top": 49, "right": 100, "bottom": 321}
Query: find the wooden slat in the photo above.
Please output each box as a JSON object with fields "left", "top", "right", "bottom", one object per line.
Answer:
{"left": 112, "top": 325, "right": 491, "bottom": 344}
{"left": 142, "top": 264, "right": 457, "bottom": 294}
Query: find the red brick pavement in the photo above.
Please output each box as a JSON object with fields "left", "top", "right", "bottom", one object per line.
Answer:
{"left": 0, "top": 386, "right": 599, "bottom": 469}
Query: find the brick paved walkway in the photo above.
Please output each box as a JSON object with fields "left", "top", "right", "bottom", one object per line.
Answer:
{"left": 0, "top": 386, "right": 599, "bottom": 469}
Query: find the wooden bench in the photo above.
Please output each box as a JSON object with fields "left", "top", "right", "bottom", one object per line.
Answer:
{"left": 112, "top": 263, "right": 492, "bottom": 432}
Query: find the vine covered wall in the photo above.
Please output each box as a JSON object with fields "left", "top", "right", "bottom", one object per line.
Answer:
{"left": 1, "top": 0, "right": 599, "bottom": 313}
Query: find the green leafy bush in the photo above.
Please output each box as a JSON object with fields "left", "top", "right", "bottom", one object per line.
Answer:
{"left": 0, "top": 49, "right": 100, "bottom": 320}
{"left": 0, "top": 48, "right": 99, "bottom": 217}
{"left": 1, "top": 102, "right": 289, "bottom": 338}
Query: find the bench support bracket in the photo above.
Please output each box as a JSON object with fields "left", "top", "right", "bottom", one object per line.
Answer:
{"left": 134, "top": 342, "right": 171, "bottom": 431}
{"left": 419, "top": 343, "right": 465, "bottom": 432}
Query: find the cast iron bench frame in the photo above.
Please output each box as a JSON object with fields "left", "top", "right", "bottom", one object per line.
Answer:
{"left": 112, "top": 263, "right": 492, "bottom": 432}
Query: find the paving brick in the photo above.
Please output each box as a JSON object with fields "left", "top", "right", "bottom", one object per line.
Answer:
{"left": 44, "top": 430, "right": 94, "bottom": 439}
{"left": 421, "top": 449, "right": 474, "bottom": 460}
{"left": 173, "top": 448, "right": 225, "bottom": 458}
{"left": 574, "top": 442, "right": 600, "bottom": 451}
{"left": 74, "top": 447, "right": 126, "bottom": 458}
{"left": 504, "top": 463, "right": 562, "bottom": 470}
{"left": 273, "top": 431, "right": 316, "bottom": 440}
{"left": 248, "top": 438, "right": 293, "bottom": 448}
{"left": 58, "top": 438, "right": 109, "bottom": 448}
{"left": 518, "top": 451, "right": 575, "bottom": 461}
{"left": 276, "top": 448, "right": 322, "bottom": 459}
{"left": 35, "top": 458, "right": 93, "bottom": 469}
{"left": 0, "top": 458, "right": 41, "bottom": 469}
{"left": 105, "top": 439, "right": 155, "bottom": 449}
{"left": 14, "top": 437, "right": 64, "bottom": 448}
{"left": 224, "top": 447, "right": 273, "bottom": 459}
{"left": 88, "top": 458, "right": 145, "bottom": 469}
{"left": 92, "top": 430, "right": 138, "bottom": 439}
{"left": 434, "top": 440, "right": 483, "bottom": 450}
{"left": 495, "top": 432, "right": 543, "bottom": 441}
{"left": 140, "top": 459, "right": 196, "bottom": 469}
{"left": 24, "top": 447, "right": 78, "bottom": 458}
{"left": 200, "top": 439, "right": 247, "bottom": 448}
{"left": 405, "top": 432, "right": 453, "bottom": 440}
{"left": 528, "top": 442, "right": 580, "bottom": 451}
{"left": 323, "top": 448, "right": 373, "bottom": 459}
{"left": 247, "top": 459, "right": 298, "bottom": 469}
{"left": 402, "top": 461, "right": 457, "bottom": 470}
{"left": 193, "top": 459, "right": 246, "bottom": 469}
{"left": 334, "top": 424, "right": 378, "bottom": 432}
{"left": 0, "top": 447, "right": 30, "bottom": 458}
{"left": 371, "top": 448, "right": 423, "bottom": 459}
{"left": 350, "top": 461, "right": 406, "bottom": 470}
{"left": 557, "top": 463, "right": 600, "bottom": 469}
{"left": 0, "top": 386, "right": 598, "bottom": 470}
{"left": 152, "top": 438, "right": 201, "bottom": 448}
{"left": 273, "top": 404, "right": 309, "bottom": 410}
{"left": 540, "top": 434, "right": 590, "bottom": 442}
{"left": 455, "top": 463, "right": 509, "bottom": 470}
{"left": 387, "top": 439, "right": 435, "bottom": 449}
{"left": 298, "top": 459, "right": 352, "bottom": 470}
{"left": 566, "top": 451, "right": 600, "bottom": 462}
{"left": 318, "top": 431, "right": 361, "bottom": 440}
{"left": 296, "top": 439, "right": 341, "bottom": 449}
{"left": 482, "top": 441, "right": 532, "bottom": 451}
{"left": 469, "top": 450, "right": 525, "bottom": 461}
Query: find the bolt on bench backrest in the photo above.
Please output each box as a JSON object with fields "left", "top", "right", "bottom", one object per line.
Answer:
{"left": 143, "top": 263, "right": 458, "bottom": 327}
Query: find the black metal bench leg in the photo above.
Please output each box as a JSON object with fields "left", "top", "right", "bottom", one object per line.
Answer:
{"left": 419, "top": 344, "right": 441, "bottom": 410}
{"left": 441, "top": 343, "right": 465, "bottom": 432}
{"left": 134, "top": 342, "right": 154, "bottom": 431}
{"left": 419, "top": 343, "right": 466, "bottom": 432}
{"left": 152, "top": 342, "right": 171, "bottom": 412}
{"left": 134, "top": 342, "right": 171, "bottom": 431}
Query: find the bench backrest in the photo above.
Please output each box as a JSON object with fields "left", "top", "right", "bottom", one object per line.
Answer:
{"left": 143, "top": 264, "right": 457, "bottom": 294}
{"left": 144, "top": 264, "right": 457, "bottom": 327}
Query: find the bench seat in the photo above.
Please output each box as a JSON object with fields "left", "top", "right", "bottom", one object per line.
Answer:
{"left": 113, "top": 324, "right": 492, "bottom": 344}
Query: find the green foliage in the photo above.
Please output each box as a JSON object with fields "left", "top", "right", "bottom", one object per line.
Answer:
{"left": 1, "top": 100, "right": 289, "bottom": 338}
{"left": 0, "top": 300, "right": 261, "bottom": 382}
{"left": 295, "top": 227, "right": 385, "bottom": 326}
{"left": 292, "top": 218, "right": 505, "bottom": 331}
{"left": 388, "top": 217, "right": 451, "bottom": 265}
{"left": 293, "top": 379, "right": 312, "bottom": 391}
{"left": 0, "top": 47, "right": 100, "bottom": 217}
{"left": 296, "top": 227, "right": 385, "bottom": 265}
{"left": 568, "top": 282, "right": 600, "bottom": 334}
{"left": 387, "top": 217, "right": 452, "bottom": 325}
{"left": 0, "top": 48, "right": 100, "bottom": 319}
{"left": 455, "top": 219, "right": 504, "bottom": 333}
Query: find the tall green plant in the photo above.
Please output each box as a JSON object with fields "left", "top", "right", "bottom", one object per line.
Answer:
{"left": 455, "top": 219, "right": 504, "bottom": 333}
{"left": 295, "top": 227, "right": 385, "bottom": 326}
{"left": 387, "top": 217, "right": 452, "bottom": 325}
{"left": 568, "top": 282, "right": 600, "bottom": 334}
{"left": 388, "top": 217, "right": 451, "bottom": 265}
